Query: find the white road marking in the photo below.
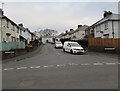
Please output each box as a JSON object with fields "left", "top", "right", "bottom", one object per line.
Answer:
{"left": 4, "top": 62, "right": 118, "bottom": 71}
{"left": 69, "top": 63, "right": 78, "bottom": 66}
{"left": 30, "top": 66, "right": 41, "bottom": 69}
{"left": 43, "top": 66, "right": 49, "bottom": 68}
{"left": 93, "top": 63, "right": 104, "bottom": 65}
{"left": 17, "top": 67, "right": 27, "bottom": 70}
{"left": 81, "top": 63, "right": 90, "bottom": 66}
{"left": 57, "top": 64, "right": 66, "bottom": 67}
{"left": 105, "top": 63, "right": 117, "bottom": 65}
{"left": 57, "top": 65, "right": 60, "bottom": 67}
{"left": 4, "top": 68, "right": 14, "bottom": 70}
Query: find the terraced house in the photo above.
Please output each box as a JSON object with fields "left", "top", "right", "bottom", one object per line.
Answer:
{"left": 0, "top": 9, "right": 37, "bottom": 51}
{"left": 85, "top": 11, "right": 120, "bottom": 38}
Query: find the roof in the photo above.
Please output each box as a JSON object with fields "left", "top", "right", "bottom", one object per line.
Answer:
{"left": 68, "top": 30, "right": 74, "bottom": 35}
{"left": 42, "top": 36, "right": 55, "bottom": 38}
{"left": 73, "top": 25, "right": 89, "bottom": 33}
{"left": 1, "top": 15, "right": 18, "bottom": 27}
{"left": 95, "top": 14, "right": 120, "bottom": 25}
{"left": 64, "top": 41, "right": 78, "bottom": 43}
{"left": 55, "top": 33, "right": 65, "bottom": 38}
{"left": 85, "top": 13, "right": 120, "bottom": 31}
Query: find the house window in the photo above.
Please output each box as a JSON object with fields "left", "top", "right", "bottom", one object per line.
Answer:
{"left": 6, "top": 35, "right": 9, "bottom": 42}
{"left": 11, "top": 37, "right": 15, "bottom": 42}
{"left": 104, "top": 34, "right": 109, "bottom": 38}
{"left": 12, "top": 25, "right": 14, "bottom": 31}
{"left": 96, "top": 25, "right": 101, "bottom": 33}
{"left": 7, "top": 20, "right": 9, "bottom": 28}
{"left": 104, "top": 21, "right": 108, "bottom": 30}
{"left": 17, "top": 28, "right": 19, "bottom": 33}
{"left": 20, "top": 29, "right": 22, "bottom": 34}
{"left": 2, "top": 38, "right": 6, "bottom": 42}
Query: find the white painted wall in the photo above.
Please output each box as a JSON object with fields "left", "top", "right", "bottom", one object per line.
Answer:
{"left": 42, "top": 37, "right": 53, "bottom": 44}
{"left": 75, "top": 30, "right": 85, "bottom": 40}
{"left": 0, "top": 18, "right": 16, "bottom": 42}
{"left": 95, "top": 20, "right": 120, "bottom": 38}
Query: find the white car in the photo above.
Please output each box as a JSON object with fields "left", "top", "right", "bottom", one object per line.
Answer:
{"left": 55, "top": 42, "right": 63, "bottom": 48}
{"left": 63, "top": 41, "right": 85, "bottom": 54}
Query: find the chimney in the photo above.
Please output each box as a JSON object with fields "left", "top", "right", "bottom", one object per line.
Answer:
{"left": 104, "top": 11, "right": 112, "bottom": 17}
{"left": 70, "top": 29, "right": 74, "bottom": 31}
{"left": 26, "top": 28, "right": 29, "bottom": 30}
{"left": 18, "top": 24, "right": 23, "bottom": 27}
{"left": 0, "top": 9, "right": 4, "bottom": 17}
{"left": 65, "top": 30, "right": 68, "bottom": 33}
{"left": 78, "top": 25, "right": 82, "bottom": 28}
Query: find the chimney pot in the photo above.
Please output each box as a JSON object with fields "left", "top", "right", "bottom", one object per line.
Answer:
{"left": 104, "top": 11, "right": 112, "bottom": 17}
{"left": 78, "top": 25, "right": 82, "bottom": 28}
{"left": 0, "top": 9, "right": 4, "bottom": 16}
{"left": 70, "top": 29, "right": 73, "bottom": 31}
{"left": 18, "top": 24, "right": 23, "bottom": 27}
{"left": 65, "top": 30, "right": 68, "bottom": 33}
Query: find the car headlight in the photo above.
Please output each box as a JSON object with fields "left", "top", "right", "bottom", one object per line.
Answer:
{"left": 73, "top": 49, "right": 78, "bottom": 50}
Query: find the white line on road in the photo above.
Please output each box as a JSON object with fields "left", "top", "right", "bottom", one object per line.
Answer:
{"left": 68, "top": 63, "right": 79, "bottom": 66}
{"left": 43, "top": 65, "right": 54, "bottom": 67}
{"left": 30, "top": 66, "right": 41, "bottom": 69}
{"left": 3, "top": 62, "right": 118, "bottom": 71}
{"left": 80, "top": 63, "right": 90, "bottom": 65}
{"left": 17, "top": 67, "right": 27, "bottom": 70}
{"left": 57, "top": 64, "right": 66, "bottom": 67}
{"left": 93, "top": 63, "right": 104, "bottom": 65}
{"left": 105, "top": 63, "right": 117, "bottom": 65}
{"left": 4, "top": 68, "right": 14, "bottom": 70}
{"left": 81, "top": 63, "right": 90, "bottom": 66}
{"left": 43, "top": 66, "right": 49, "bottom": 68}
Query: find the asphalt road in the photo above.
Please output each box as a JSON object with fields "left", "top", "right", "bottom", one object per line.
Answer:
{"left": 2, "top": 43, "right": 119, "bottom": 89}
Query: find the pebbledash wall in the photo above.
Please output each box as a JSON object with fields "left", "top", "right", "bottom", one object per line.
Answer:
{"left": 95, "top": 20, "right": 119, "bottom": 38}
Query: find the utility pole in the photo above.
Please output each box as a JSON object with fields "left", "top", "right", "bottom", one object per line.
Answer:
{"left": 0, "top": 2, "right": 4, "bottom": 42}
{"left": 0, "top": 2, "right": 4, "bottom": 91}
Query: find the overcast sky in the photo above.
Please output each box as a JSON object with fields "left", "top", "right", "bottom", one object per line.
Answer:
{"left": 1, "top": 1, "right": 119, "bottom": 33}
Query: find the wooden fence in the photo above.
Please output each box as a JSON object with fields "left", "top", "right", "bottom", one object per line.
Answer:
{"left": 88, "top": 38, "right": 120, "bottom": 48}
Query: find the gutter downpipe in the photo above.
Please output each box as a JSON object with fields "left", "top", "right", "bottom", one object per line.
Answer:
{"left": 112, "top": 20, "right": 115, "bottom": 38}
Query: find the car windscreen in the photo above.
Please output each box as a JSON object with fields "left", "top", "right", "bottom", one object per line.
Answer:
{"left": 56, "top": 42, "right": 62, "bottom": 44}
{"left": 69, "top": 43, "right": 81, "bottom": 47}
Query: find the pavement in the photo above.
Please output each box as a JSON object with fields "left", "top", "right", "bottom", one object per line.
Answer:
{"left": 87, "top": 51, "right": 118, "bottom": 59}
{"left": 2, "top": 43, "right": 119, "bottom": 89}
{"left": 2, "top": 45, "right": 44, "bottom": 64}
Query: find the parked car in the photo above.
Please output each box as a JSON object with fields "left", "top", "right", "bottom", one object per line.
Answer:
{"left": 63, "top": 41, "right": 85, "bottom": 54}
{"left": 55, "top": 42, "right": 63, "bottom": 48}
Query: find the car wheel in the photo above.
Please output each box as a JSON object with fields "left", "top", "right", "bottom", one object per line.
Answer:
{"left": 63, "top": 48, "right": 65, "bottom": 52}
{"left": 70, "top": 49, "right": 73, "bottom": 54}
